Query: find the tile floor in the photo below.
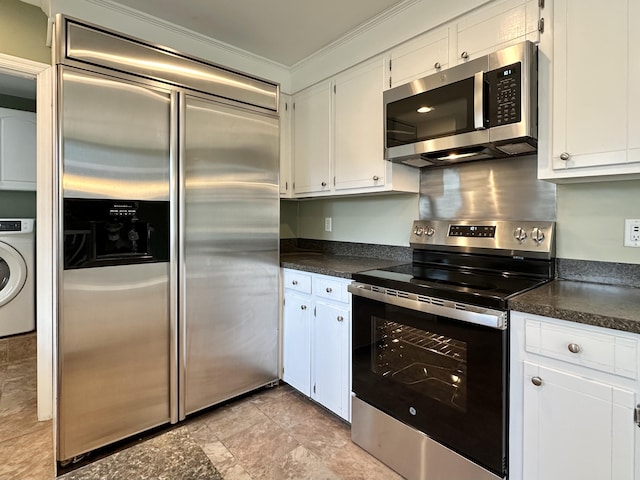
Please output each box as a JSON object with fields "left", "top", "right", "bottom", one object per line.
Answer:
{"left": 0, "top": 333, "right": 403, "bottom": 480}
{"left": 0, "top": 332, "right": 54, "bottom": 480}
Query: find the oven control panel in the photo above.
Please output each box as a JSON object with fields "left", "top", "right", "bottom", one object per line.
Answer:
{"left": 411, "top": 220, "right": 555, "bottom": 259}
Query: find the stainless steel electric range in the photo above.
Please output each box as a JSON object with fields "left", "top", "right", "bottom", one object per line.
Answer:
{"left": 349, "top": 219, "right": 555, "bottom": 480}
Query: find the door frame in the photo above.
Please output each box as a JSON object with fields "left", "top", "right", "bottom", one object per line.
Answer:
{"left": 0, "top": 52, "right": 54, "bottom": 421}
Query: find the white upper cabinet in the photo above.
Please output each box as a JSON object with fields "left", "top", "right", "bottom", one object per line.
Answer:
{"left": 538, "top": 0, "right": 640, "bottom": 181}
{"left": 290, "top": 58, "right": 418, "bottom": 198}
{"left": 0, "top": 107, "right": 36, "bottom": 191}
{"left": 334, "top": 57, "right": 386, "bottom": 191}
{"left": 387, "top": 27, "right": 450, "bottom": 89}
{"left": 452, "top": 0, "right": 540, "bottom": 64}
{"left": 292, "top": 81, "right": 332, "bottom": 195}
{"left": 279, "top": 93, "right": 293, "bottom": 198}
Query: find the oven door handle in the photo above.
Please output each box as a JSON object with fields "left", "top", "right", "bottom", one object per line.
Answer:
{"left": 348, "top": 282, "right": 507, "bottom": 330}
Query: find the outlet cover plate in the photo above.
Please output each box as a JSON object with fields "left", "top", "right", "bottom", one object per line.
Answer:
{"left": 624, "top": 219, "right": 640, "bottom": 247}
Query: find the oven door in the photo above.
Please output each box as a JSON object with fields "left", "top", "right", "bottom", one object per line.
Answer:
{"left": 350, "top": 288, "right": 507, "bottom": 477}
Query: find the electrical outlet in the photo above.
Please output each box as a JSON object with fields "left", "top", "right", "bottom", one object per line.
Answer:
{"left": 624, "top": 219, "right": 640, "bottom": 247}
{"left": 324, "top": 217, "right": 332, "bottom": 232}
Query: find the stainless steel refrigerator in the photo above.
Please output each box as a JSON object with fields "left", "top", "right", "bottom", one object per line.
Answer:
{"left": 57, "top": 17, "right": 279, "bottom": 462}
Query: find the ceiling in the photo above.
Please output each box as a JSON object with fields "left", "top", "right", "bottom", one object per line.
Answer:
{"left": 109, "top": 0, "right": 408, "bottom": 67}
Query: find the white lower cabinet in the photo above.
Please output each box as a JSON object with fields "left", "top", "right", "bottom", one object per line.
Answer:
{"left": 282, "top": 268, "right": 352, "bottom": 421}
{"left": 510, "top": 311, "right": 640, "bottom": 480}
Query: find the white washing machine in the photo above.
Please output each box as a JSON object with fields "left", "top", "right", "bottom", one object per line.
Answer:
{"left": 0, "top": 218, "right": 35, "bottom": 337}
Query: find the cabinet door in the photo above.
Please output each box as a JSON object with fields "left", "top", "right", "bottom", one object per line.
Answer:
{"left": 334, "top": 58, "right": 386, "bottom": 191}
{"left": 551, "top": 0, "right": 631, "bottom": 170}
{"left": 279, "top": 94, "right": 292, "bottom": 197}
{"left": 0, "top": 107, "right": 36, "bottom": 191}
{"left": 312, "top": 301, "right": 350, "bottom": 421}
{"left": 388, "top": 27, "right": 449, "bottom": 89}
{"left": 293, "top": 81, "right": 332, "bottom": 194}
{"left": 282, "top": 291, "right": 312, "bottom": 396}
{"left": 523, "top": 362, "right": 635, "bottom": 480}
{"left": 454, "top": 0, "right": 539, "bottom": 64}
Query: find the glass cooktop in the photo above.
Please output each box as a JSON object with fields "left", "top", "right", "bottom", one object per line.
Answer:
{"left": 352, "top": 263, "right": 549, "bottom": 310}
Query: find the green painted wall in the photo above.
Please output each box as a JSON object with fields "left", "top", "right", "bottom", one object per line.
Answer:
{"left": 0, "top": 0, "right": 50, "bottom": 64}
{"left": 0, "top": 190, "right": 36, "bottom": 217}
{"left": 556, "top": 180, "right": 640, "bottom": 264}
{"left": 293, "top": 194, "right": 419, "bottom": 247}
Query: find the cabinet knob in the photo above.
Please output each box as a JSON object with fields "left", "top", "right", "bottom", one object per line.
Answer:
{"left": 434, "top": 62, "right": 441, "bottom": 70}
{"left": 300, "top": 305, "right": 307, "bottom": 310}
{"left": 560, "top": 152, "right": 571, "bottom": 161}
{"left": 567, "top": 343, "right": 582, "bottom": 354}
{"left": 292, "top": 280, "right": 298, "bottom": 285}
{"left": 337, "top": 316, "right": 344, "bottom": 322}
{"left": 326, "top": 287, "right": 332, "bottom": 293}
{"left": 321, "top": 181, "right": 327, "bottom": 187}
{"left": 531, "top": 376, "right": 543, "bottom": 387}
{"left": 461, "top": 51, "right": 469, "bottom": 60}
{"left": 373, "top": 175, "right": 379, "bottom": 181}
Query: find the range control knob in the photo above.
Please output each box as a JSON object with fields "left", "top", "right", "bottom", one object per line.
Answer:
{"left": 531, "top": 227, "right": 545, "bottom": 244}
{"left": 414, "top": 225, "right": 424, "bottom": 236}
{"left": 425, "top": 226, "right": 435, "bottom": 237}
{"left": 514, "top": 227, "right": 528, "bottom": 242}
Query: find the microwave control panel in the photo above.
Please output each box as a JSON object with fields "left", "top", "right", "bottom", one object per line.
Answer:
{"left": 487, "top": 62, "right": 522, "bottom": 127}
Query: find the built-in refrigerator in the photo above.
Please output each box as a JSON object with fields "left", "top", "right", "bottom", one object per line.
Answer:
{"left": 56, "top": 17, "right": 279, "bottom": 462}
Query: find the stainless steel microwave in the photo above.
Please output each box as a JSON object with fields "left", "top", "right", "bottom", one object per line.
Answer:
{"left": 384, "top": 41, "right": 537, "bottom": 167}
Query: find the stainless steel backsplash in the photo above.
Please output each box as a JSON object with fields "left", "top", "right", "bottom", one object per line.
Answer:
{"left": 419, "top": 155, "right": 556, "bottom": 221}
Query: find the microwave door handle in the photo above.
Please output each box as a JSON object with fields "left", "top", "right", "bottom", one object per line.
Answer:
{"left": 474, "top": 71, "right": 485, "bottom": 130}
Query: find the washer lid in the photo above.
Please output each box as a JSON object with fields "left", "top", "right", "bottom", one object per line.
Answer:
{"left": 0, "top": 241, "right": 27, "bottom": 307}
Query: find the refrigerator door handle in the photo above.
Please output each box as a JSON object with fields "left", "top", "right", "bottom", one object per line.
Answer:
{"left": 177, "top": 91, "right": 187, "bottom": 422}
{"left": 169, "top": 90, "right": 181, "bottom": 424}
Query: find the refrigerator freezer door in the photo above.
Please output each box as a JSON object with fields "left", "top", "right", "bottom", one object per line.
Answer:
{"left": 58, "top": 68, "right": 173, "bottom": 461}
{"left": 181, "top": 94, "right": 279, "bottom": 416}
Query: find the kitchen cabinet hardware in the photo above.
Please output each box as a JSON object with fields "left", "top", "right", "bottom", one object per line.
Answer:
{"left": 337, "top": 316, "right": 344, "bottom": 322}
{"left": 567, "top": 343, "right": 581, "bottom": 354}
{"left": 326, "top": 287, "right": 332, "bottom": 293}
{"left": 538, "top": 17, "right": 545, "bottom": 33}
{"left": 461, "top": 51, "right": 469, "bottom": 60}
{"left": 635, "top": 405, "right": 640, "bottom": 427}
{"left": 531, "top": 376, "right": 543, "bottom": 387}
{"left": 301, "top": 305, "right": 307, "bottom": 310}
{"left": 292, "top": 280, "right": 298, "bottom": 285}
{"left": 373, "top": 176, "right": 379, "bottom": 181}
{"left": 539, "top": 0, "right": 545, "bottom": 8}
{"left": 559, "top": 152, "right": 571, "bottom": 161}
{"left": 321, "top": 181, "right": 327, "bottom": 187}
{"left": 434, "top": 62, "right": 441, "bottom": 70}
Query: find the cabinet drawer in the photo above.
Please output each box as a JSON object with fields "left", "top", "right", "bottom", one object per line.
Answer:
{"left": 283, "top": 269, "right": 312, "bottom": 294}
{"left": 525, "top": 319, "right": 638, "bottom": 379}
{"left": 313, "top": 276, "right": 350, "bottom": 303}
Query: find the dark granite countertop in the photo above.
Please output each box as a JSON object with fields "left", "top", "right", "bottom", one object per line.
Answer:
{"left": 280, "top": 251, "right": 406, "bottom": 279}
{"left": 509, "top": 280, "right": 640, "bottom": 334}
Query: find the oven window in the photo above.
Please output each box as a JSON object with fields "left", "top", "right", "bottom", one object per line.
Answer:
{"left": 373, "top": 318, "right": 467, "bottom": 412}
{"left": 352, "top": 297, "right": 507, "bottom": 477}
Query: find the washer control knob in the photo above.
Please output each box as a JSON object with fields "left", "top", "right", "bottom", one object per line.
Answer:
{"left": 514, "top": 227, "right": 528, "bottom": 242}
{"left": 414, "top": 226, "right": 424, "bottom": 236}
{"left": 531, "top": 227, "right": 545, "bottom": 244}
{"left": 425, "top": 226, "right": 435, "bottom": 237}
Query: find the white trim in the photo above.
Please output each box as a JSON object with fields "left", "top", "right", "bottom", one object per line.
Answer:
{"left": 0, "top": 53, "right": 54, "bottom": 423}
